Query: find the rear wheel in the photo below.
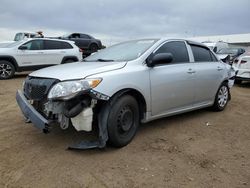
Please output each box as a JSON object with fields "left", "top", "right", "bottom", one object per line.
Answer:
{"left": 0, "top": 60, "right": 15, "bottom": 79}
{"left": 90, "top": 44, "right": 98, "bottom": 52}
{"left": 212, "top": 83, "right": 229, "bottom": 111}
{"left": 107, "top": 95, "right": 139, "bottom": 147}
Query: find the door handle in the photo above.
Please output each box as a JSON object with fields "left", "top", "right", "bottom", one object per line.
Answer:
{"left": 60, "top": 51, "right": 66, "bottom": 53}
{"left": 37, "top": 52, "right": 44, "bottom": 54}
{"left": 217, "top": 66, "right": 223, "bottom": 71}
{"left": 187, "top": 68, "right": 196, "bottom": 74}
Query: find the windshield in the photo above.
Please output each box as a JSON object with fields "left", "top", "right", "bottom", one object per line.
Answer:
{"left": 217, "top": 48, "right": 238, "bottom": 54}
{"left": 84, "top": 39, "right": 158, "bottom": 62}
{"left": 14, "top": 33, "right": 24, "bottom": 41}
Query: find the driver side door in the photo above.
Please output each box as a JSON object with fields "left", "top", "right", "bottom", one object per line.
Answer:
{"left": 149, "top": 41, "right": 196, "bottom": 116}
{"left": 16, "top": 40, "right": 46, "bottom": 67}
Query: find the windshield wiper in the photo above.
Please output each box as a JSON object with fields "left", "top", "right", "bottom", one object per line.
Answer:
{"left": 96, "top": 59, "right": 114, "bottom": 62}
{"left": 82, "top": 58, "right": 114, "bottom": 62}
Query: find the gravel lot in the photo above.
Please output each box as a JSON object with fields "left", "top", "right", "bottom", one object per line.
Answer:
{"left": 0, "top": 74, "right": 250, "bottom": 188}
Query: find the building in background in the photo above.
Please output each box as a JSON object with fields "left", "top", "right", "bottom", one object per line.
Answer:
{"left": 189, "top": 33, "right": 250, "bottom": 49}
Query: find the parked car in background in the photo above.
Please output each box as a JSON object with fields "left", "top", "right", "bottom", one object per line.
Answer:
{"left": 59, "top": 33, "right": 102, "bottom": 55}
{"left": 216, "top": 48, "right": 245, "bottom": 64}
{"left": 232, "top": 51, "right": 250, "bottom": 84}
{"left": 14, "top": 32, "right": 40, "bottom": 41}
{"left": 16, "top": 38, "right": 235, "bottom": 150}
{"left": 0, "top": 38, "right": 82, "bottom": 79}
{"left": 202, "top": 41, "right": 229, "bottom": 53}
{"left": 0, "top": 32, "right": 42, "bottom": 48}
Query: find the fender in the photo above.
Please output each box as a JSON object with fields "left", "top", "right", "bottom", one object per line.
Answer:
{"left": 0, "top": 55, "right": 20, "bottom": 71}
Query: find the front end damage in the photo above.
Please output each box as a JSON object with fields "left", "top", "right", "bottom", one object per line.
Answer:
{"left": 16, "top": 76, "right": 111, "bottom": 149}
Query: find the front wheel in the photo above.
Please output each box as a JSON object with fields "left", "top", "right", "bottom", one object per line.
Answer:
{"left": 107, "top": 95, "right": 139, "bottom": 147}
{"left": 212, "top": 83, "right": 230, "bottom": 111}
{"left": 0, "top": 60, "right": 15, "bottom": 79}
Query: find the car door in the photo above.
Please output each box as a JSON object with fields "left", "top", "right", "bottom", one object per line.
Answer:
{"left": 43, "top": 40, "right": 65, "bottom": 65}
{"left": 16, "top": 40, "right": 46, "bottom": 66}
{"left": 149, "top": 41, "right": 196, "bottom": 116}
{"left": 189, "top": 43, "right": 224, "bottom": 105}
{"left": 79, "top": 34, "right": 91, "bottom": 49}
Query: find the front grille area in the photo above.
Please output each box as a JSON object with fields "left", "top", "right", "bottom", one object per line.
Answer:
{"left": 23, "top": 76, "right": 59, "bottom": 101}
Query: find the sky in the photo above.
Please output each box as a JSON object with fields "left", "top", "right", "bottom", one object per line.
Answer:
{"left": 0, "top": 0, "right": 249, "bottom": 45}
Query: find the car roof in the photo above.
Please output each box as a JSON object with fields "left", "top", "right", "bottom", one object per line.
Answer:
{"left": 24, "top": 38, "right": 75, "bottom": 44}
{"left": 158, "top": 38, "right": 209, "bottom": 49}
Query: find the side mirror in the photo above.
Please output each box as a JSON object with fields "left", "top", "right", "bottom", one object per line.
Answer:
{"left": 18, "top": 45, "right": 28, "bottom": 50}
{"left": 147, "top": 53, "right": 173, "bottom": 67}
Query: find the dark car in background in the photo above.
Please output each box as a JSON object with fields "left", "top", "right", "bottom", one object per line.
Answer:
{"left": 59, "top": 33, "right": 103, "bottom": 56}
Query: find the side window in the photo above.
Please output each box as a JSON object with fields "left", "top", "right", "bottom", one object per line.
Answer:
{"left": 44, "top": 40, "right": 63, "bottom": 50}
{"left": 22, "top": 40, "right": 44, "bottom": 50}
{"left": 154, "top": 41, "right": 189, "bottom": 63}
{"left": 61, "top": 42, "right": 73, "bottom": 49}
{"left": 80, "top": 34, "right": 90, "bottom": 39}
{"left": 191, "top": 45, "right": 213, "bottom": 62}
{"left": 71, "top": 33, "right": 80, "bottom": 38}
{"left": 210, "top": 52, "right": 218, "bottom": 61}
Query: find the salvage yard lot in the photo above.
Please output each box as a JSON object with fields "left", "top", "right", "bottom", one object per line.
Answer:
{"left": 0, "top": 74, "right": 250, "bottom": 188}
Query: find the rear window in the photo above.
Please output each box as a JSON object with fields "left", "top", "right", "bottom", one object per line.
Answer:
{"left": 191, "top": 45, "right": 215, "bottom": 62}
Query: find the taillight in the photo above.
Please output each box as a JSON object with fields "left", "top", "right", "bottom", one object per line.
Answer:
{"left": 79, "top": 48, "right": 83, "bottom": 52}
{"left": 240, "top": 60, "right": 247, "bottom": 64}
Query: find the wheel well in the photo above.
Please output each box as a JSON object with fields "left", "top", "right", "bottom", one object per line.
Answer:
{"left": 110, "top": 89, "right": 147, "bottom": 121}
{"left": 90, "top": 43, "right": 98, "bottom": 47}
{"left": 61, "top": 56, "right": 78, "bottom": 64}
{"left": 0, "top": 56, "right": 18, "bottom": 71}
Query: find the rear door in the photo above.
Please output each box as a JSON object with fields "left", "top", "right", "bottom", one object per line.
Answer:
{"left": 149, "top": 41, "right": 196, "bottom": 116}
{"left": 189, "top": 43, "right": 224, "bottom": 105}
{"left": 43, "top": 40, "right": 67, "bottom": 65}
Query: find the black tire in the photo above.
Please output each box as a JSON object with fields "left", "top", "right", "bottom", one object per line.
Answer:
{"left": 107, "top": 95, "right": 139, "bottom": 147}
{"left": 0, "top": 60, "right": 15, "bottom": 79}
{"left": 235, "top": 80, "right": 242, "bottom": 84}
{"left": 212, "top": 83, "right": 230, "bottom": 111}
{"left": 90, "top": 44, "right": 98, "bottom": 52}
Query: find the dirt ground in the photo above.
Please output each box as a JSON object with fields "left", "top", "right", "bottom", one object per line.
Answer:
{"left": 0, "top": 74, "right": 250, "bottom": 188}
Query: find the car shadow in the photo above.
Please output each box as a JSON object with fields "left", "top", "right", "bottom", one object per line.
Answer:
{"left": 39, "top": 107, "right": 209, "bottom": 154}
{"left": 235, "top": 82, "right": 250, "bottom": 88}
{"left": 14, "top": 72, "right": 31, "bottom": 79}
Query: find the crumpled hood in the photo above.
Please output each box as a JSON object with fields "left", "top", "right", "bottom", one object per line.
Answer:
{"left": 217, "top": 54, "right": 230, "bottom": 60}
{"left": 29, "top": 61, "right": 127, "bottom": 81}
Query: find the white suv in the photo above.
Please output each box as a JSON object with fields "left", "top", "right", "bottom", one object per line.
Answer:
{"left": 0, "top": 38, "right": 82, "bottom": 79}
{"left": 232, "top": 52, "right": 250, "bottom": 84}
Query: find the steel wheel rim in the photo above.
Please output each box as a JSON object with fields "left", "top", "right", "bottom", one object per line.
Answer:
{"left": 218, "top": 86, "right": 228, "bottom": 108}
{"left": 0, "top": 63, "right": 12, "bottom": 78}
{"left": 117, "top": 105, "right": 134, "bottom": 135}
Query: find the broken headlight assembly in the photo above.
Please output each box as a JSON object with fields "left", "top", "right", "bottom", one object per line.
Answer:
{"left": 48, "top": 78, "right": 102, "bottom": 100}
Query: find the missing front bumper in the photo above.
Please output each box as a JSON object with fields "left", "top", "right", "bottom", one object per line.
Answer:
{"left": 16, "top": 90, "right": 50, "bottom": 130}
{"left": 16, "top": 90, "right": 109, "bottom": 150}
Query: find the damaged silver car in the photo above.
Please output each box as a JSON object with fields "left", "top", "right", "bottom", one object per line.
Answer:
{"left": 16, "top": 38, "right": 235, "bottom": 149}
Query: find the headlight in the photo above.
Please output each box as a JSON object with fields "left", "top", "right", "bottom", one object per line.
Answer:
{"left": 48, "top": 78, "right": 102, "bottom": 100}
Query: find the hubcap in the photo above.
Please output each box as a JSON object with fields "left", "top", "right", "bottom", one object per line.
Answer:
{"left": 218, "top": 86, "right": 228, "bottom": 108}
{"left": 117, "top": 106, "right": 134, "bottom": 133}
{"left": 0, "top": 64, "right": 12, "bottom": 78}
